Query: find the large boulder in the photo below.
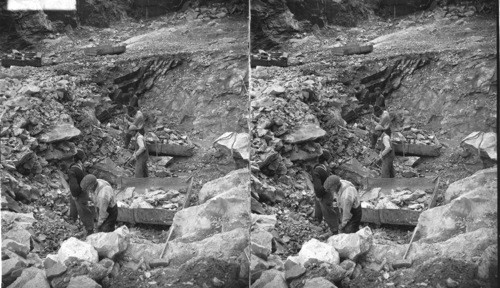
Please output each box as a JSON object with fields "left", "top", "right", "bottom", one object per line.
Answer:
{"left": 58, "top": 237, "right": 98, "bottom": 264}
{"left": 416, "top": 173, "right": 497, "bottom": 243}
{"left": 251, "top": 269, "right": 287, "bottom": 288}
{"left": 2, "top": 239, "right": 30, "bottom": 258}
{"left": 198, "top": 168, "right": 249, "bottom": 204}
{"left": 21, "top": 269, "right": 50, "bottom": 288}
{"left": 125, "top": 228, "right": 249, "bottom": 267}
{"left": 250, "top": 254, "right": 271, "bottom": 283}
{"left": 214, "top": 132, "right": 250, "bottom": 161}
{"left": 172, "top": 172, "right": 250, "bottom": 241}
{"left": 86, "top": 226, "right": 130, "bottom": 259}
{"left": 333, "top": 158, "right": 378, "bottom": 186}
{"left": 283, "top": 123, "right": 326, "bottom": 144}
{"left": 327, "top": 227, "right": 373, "bottom": 260}
{"left": 88, "top": 158, "right": 129, "bottom": 186}
{"left": 365, "top": 228, "right": 496, "bottom": 265}
{"left": 444, "top": 167, "right": 496, "bottom": 204}
{"left": 1, "top": 211, "right": 36, "bottom": 229}
{"left": 38, "top": 124, "right": 81, "bottom": 143}
{"left": 293, "top": 238, "right": 340, "bottom": 266}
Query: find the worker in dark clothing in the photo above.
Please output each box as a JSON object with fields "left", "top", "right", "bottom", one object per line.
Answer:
{"left": 124, "top": 106, "right": 145, "bottom": 149}
{"left": 324, "top": 175, "right": 362, "bottom": 234}
{"left": 312, "top": 150, "right": 339, "bottom": 237}
{"left": 131, "top": 129, "right": 149, "bottom": 178}
{"left": 375, "top": 126, "right": 396, "bottom": 178}
{"left": 67, "top": 150, "right": 94, "bottom": 235}
{"left": 80, "top": 174, "right": 118, "bottom": 233}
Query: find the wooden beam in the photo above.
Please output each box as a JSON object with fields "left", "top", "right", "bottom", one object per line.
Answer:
{"left": 117, "top": 207, "right": 176, "bottom": 225}
{"left": 361, "top": 208, "right": 420, "bottom": 226}
{"left": 84, "top": 45, "right": 126, "bottom": 56}
{"left": 393, "top": 143, "right": 441, "bottom": 157}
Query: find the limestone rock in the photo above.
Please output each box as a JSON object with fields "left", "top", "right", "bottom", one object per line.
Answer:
{"left": 285, "top": 263, "right": 306, "bottom": 281}
{"left": 303, "top": 277, "right": 337, "bottom": 288}
{"left": 214, "top": 132, "right": 250, "bottom": 161}
{"left": 327, "top": 227, "right": 373, "bottom": 260}
{"left": 250, "top": 254, "right": 270, "bottom": 282}
{"left": 444, "top": 167, "right": 496, "bottom": 204}
{"left": 333, "top": 158, "right": 378, "bottom": 186}
{"left": 45, "top": 261, "right": 67, "bottom": 280}
{"left": 416, "top": 175, "right": 497, "bottom": 243}
{"left": 477, "top": 244, "right": 497, "bottom": 281}
{"left": 198, "top": 168, "right": 249, "bottom": 204}
{"left": 251, "top": 230, "right": 273, "bottom": 260}
{"left": 39, "top": 124, "right": 81, "bottom": 143}
{"left": 2, "top": 239, "right": 30, "bottom": 258}
{"left": 3, "top": 227, "right": 32, "bottom": 249}
{"left": 7, "top": 267, "right": 45, "bottom": 288}
{"left": 86, "top": 226, "right": 130, "bottom": 259}
{"left": 58, "top": 237, "right": 98, "bottom": 263}
{"left": 283, "top": 123, "right": 326, "bottom": 144}
{"left": 67, "top": 275, "right": 101, "bottom": 288}
{"left": 296, "top": 238, "right": 340, "bottom": 266}
{"left": 88, "top": 157, "right": 129, "bottom": 186}
{"left": 23, "top": 269, "right": 50, "bottom": 288}
{"left": 263, "top": 85, "right": 286, "bottom": 95}
{"left": 251, "top": 269, "right": 286, "bottom": 288}
{"left": 172, "top": 172, "right": 250, "bottom": 241}
{"left": 251, "top": 214, "right": 277, "bottom": 232}
{"left": 2, "top": 257, "right": 27, "bottom": 278}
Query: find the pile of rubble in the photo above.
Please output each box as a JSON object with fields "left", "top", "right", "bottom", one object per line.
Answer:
{"left": 116, "top": 187, "right": 185, "bottom": 210}
{"left": 360, "top": 187, "right": 432, "bottom": 211}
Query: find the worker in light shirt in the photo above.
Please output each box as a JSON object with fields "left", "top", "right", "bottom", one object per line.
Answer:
{"left": 323, "top": 175, "right": 362, "bottom": 233}
{"left": 80, "top": 174, "right": 117, "bottom": 232}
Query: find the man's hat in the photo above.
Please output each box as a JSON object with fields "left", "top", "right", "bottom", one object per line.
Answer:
{"left": 80, "top": 174, "right": 97, "bottom": 191}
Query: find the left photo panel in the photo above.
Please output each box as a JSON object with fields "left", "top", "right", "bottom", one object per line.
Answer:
{"left": 0, "top": 0, "right": 251, "bottom": 287}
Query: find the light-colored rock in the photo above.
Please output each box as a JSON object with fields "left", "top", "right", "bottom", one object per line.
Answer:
{"left": 263, "top": 85, "right": 286, "bottom": 95}
{"left": 58, "top": 237, "right": 98, "bottom": 264}
{"left": 23, "top": 270, "right": 50, "bottom": 288}
{"left": 416, "top": 174, "right": 497, "bottom": 243}
{"left": 283, "top": 123, "right": 326, "bottom": 144}
{"left": 172, "top": 171, "right": 250, "bottom": 241}
{"left": 285, "top": 263, "right": 306, "bottom": 281}
{"left": 327, "top": 226, "right": 373, "bottom": 260}
{"left": 3, "top": 227, "right": 32, "bottom": 248}
{"left": 250, "top": 230, "right": 273, "bottom": 260}
{"left": 444, "top": 167, "right": 496, "bottom": 204}
{"left": 1, "top": 211, "right": 36, "bottom": 229}
{"left": 251, "top": 213, "right": 277, "bottom": 232}
{"left": 19, "top": 85, "right": 41, "bottom": 95}
{"left": 251, "top": 269, "right": 286, "bottom": 288}
{"left": 86, "top": 226, "right": 130, "bottom": 259}
{"left": 39, "top": 124, "right": 81, "bottom": 143}
{"left": 198, "top": 168, "right": 249, "bottom": 204}
{"left": 461, "top": 131, "right": 496, "bottom": 160}
{"left": 2, "top": 258, "right": 27, "bottom": 277}
{"left": 214, "top": 132, "right": 250, "bottom": 161}
{"left": 303, "top": 277, "right": 337, "bottom": 288}
{"left": 45, "top": 260, "right": 66, "bottom": 280}
{"left": 250, "top": 254, "right": 270, "bottom": 282}
{"left": 334, "top": 158, "right": 378, "bottom": 186}
{"left": 297, "top": 238, "right": 340, "bottom": 266}
{"left": 67, "top": 275, "right": 101, "bottom": 288}
{"left": 477, "top": 244, "right": 497, "bottom": 280}
{"left": 7, "top": 267, "right": 45, "bottom": 288}
{"left": 126, "top": 228, "right": 249, "bottom": 267}
{"left": 2, "top": 239, "right": 30, "bottom": 258}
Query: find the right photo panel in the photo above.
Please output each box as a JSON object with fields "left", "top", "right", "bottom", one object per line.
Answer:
{"left": 249, "top": 0, "right": 498, "bottom": 287}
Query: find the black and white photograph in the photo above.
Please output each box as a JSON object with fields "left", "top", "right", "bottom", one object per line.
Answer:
{"left": 0, "top": 0, "right": 498, "bottom": 287}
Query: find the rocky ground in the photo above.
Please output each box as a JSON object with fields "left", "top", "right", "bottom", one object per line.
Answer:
{"left": 249, "top": 1, "right": 497, "bottom": 287}
{"left": 2, "top": 2, "right": 251, "bottom": 287}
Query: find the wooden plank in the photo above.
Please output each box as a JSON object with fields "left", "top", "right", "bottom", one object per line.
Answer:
{"left": 364, "top": 177, "right": 437, "bottom": 196}
{"left": 361, "top": 208, "right": 420, "bottom": 226}
{"left": 117, "top": 176, "right": 189, "bottom": 194}
{"left": 117, "top": 207, "right": 175, "bottom": 225}
{"left": 147, "top": 143, "right": 195, "bottom": 157}
{"left": 361, "top": 207, "right": 381, "bottom": 225}
{"left": 393, "top": 143, "right": 441, "bottom": 157}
